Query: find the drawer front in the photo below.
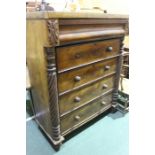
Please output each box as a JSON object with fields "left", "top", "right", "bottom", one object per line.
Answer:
{"left": 56, "top": 39, "right": 120, "bottom": 71}
{"left": 60, "top": 93, "right": 112, "bottom": 133}
{"left": 58, "top": 58, "right": 117, "bottom": 93}
{"left": 59, "top": 75, "right": 115, "bottom": 115}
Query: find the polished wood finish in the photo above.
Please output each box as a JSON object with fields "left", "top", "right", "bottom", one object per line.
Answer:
{"left": 26, "top": 11, "right": 128, "bottom": 19}
{"left": 60, "top": 93, "right": 113, "bottom": 134}
{"left": 44, "top": 47, "right": 61, "bottom": 142}
{"left": 59, "top": 28, "right": 125, "bottom": 45}
{"left": 59, "top": 75, "right": 115, "bottom": 115}
{"left": 26, "top": 19, "right": 52, "bottom": 135}
{"left": 58, "top": 58, "right": 117, "bottom": 93}
{"left": 59, "top": 22, "right": 126, "bottom": 45}
{"left": 26, "top": 11, "right": 128, "bottom": 150}
{"left": 57, "top": 39, "right": 120, "bottom": 71}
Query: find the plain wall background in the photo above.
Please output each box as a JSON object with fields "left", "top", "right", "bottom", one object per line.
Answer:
{"left": 26, "top": 0, "right": 129, "bottom": 14}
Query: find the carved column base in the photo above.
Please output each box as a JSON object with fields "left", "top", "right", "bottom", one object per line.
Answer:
{"left": 52, "top": 125, "right": 61, "bottom": 141}
{"left": 35, "top": 119, "right": 64, "bottom": 146}
{"left": 111, "top": 92, "right": 118, "bottom": 112}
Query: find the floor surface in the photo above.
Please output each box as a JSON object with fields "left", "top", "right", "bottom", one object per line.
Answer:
{"left": 26, "top": 111, "right": 129, "bottom": 155}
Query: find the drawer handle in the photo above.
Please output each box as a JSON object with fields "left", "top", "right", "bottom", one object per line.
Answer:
{"left": 104, "top": 65, "right": 110, "bottom": 70}
{"left": 101, "top": 101, "right": 107, "bottom": 105}
{"left": 74, "top": 96, "right": 81, "bottom": 102}
{"left": 102, "top": 84, "right": 108, "bottom": 89}
{"left": 75, "top": 115, "right": 80, "bottom": 121}
{"left": 74, "top": 76, "right": 81, "bottom": 82}
{"left": 106, "top": 46, "right": 113, "bottom": 52}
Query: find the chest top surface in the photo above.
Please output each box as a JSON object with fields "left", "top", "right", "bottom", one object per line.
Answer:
{"left": 26, "top": 11, "right": 128, "bottom": 20}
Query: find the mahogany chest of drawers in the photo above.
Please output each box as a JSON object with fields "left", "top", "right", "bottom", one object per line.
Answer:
{"left": 26, "top": 11, "right": 128, "bottom": 150}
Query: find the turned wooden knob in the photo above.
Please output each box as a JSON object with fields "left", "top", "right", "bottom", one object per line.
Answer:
{"left": 74, "top": 96, "right": 81, "bottom": 102}
{"left": 75, "top": 115, "right": 80, "bottom": 121}
{"left": 74, "top": 76, "right": 81, "bottom": 82}
{"left": 102, "top": 84, "right": 108, "bottom": 89}
{"left": 104, "top": 65, "right": 110, "bottom": 70}
{"left": 101, "top": 101, "right": 106, "bottom": 105}
{"left": 106, "top": 46, "right": 113, "bottom": 52}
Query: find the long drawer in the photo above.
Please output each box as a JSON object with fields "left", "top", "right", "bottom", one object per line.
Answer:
{"left": 56, "top": 39, "right": 120, "bottom": 72}
{"left": 60, "top": 93, "right": 112, "bottom": 134}
{"left": 59, "top": 74, "right": 115, "bottom": 115}
{"left": 58, "top": 58, "right": 117, "bottom": 93}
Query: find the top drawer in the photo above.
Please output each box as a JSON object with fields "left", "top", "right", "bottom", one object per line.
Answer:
{"left": 56, "top": 39, "right": 120, "bottom": 72}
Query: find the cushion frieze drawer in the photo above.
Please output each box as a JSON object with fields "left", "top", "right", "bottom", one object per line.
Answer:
{"left": 56, "top": 39, "right": 121, "bottom": 72}
{"left": 59, "top": 74, "right": 115, "bottom": 115}
{"left": 58, "top": 58, "right": 117, "bottom": 93}
{"left": 60, "top": 93, "right": 113, "bottom": 134}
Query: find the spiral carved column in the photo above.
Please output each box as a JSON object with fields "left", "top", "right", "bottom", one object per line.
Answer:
{"left": 44, "top": 47, "right": 62, "bottom": 143}
{"left": 112, "top": 37, "right": 124, "bottom": 108}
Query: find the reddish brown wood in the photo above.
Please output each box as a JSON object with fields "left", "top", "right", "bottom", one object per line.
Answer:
{"left": 60, "top": 93, "right": 113, "bottom": 133}
{"left": 27, "top": 11, "right": 128, "bottom": 149}
{"left": 59, "top": 19, "right": 128, "bottom": 25}
{"left": 59, "top": 75, "right": 115, "bottom": 115}
{"left": 58, "top": 58, "right": 117, "bottom": 93}
{"left": 56, "top": 39, "right": 120, "bottom": 71}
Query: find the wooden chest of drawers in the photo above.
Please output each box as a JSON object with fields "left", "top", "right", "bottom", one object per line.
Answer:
{"left": 26, "top": 11, "right": 128, "bottom": 150}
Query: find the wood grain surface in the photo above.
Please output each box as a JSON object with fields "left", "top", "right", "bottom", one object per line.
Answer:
{"left": 26, "top": 11, "right": 128, "bottom": 148}
{"left": 59, "top": 75, "right": 115, "bottom": 115}
{"left": 27, "top": 11, "right": 129, "bottom": 19}
{"left": 60, "top": 93, "right": 112, "bottom": 133}
{"left": 58, "top": 58, "right": 117, "bottom": 93}
{"left": 57, "top": 39, "right": 120, "bottom": 71}
{"left": 26, "top": 19, "right": 52, "bottom": 135}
